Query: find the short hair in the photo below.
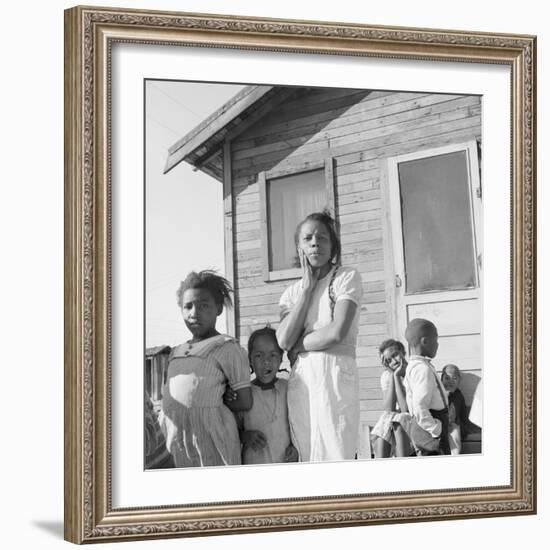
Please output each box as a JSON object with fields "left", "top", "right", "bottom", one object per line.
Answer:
{"left": 176, "top": 270, "right": 233, "bottom": 309}
{"left": 378, "top": 338, "right": 406, "bottom": 356}
{"left": 247, "top": 326, "right": 283, "bottom": 358}
{"left": 293, "top": 210, "right": 341, "bottom": 266}
{"left": 405, "top": 318, "right": 437, "bottom": 347}
{"left": 442, "top": 364, "right": 461, "bottom": 377}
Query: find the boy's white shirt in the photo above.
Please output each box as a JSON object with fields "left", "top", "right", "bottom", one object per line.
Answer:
{"left": 405, "top": 355, "right": 448, "bottom": 438}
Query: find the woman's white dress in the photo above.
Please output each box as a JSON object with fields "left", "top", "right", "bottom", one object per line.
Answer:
{"left": 279, "top": 266, "right": 363, "bottom": 462}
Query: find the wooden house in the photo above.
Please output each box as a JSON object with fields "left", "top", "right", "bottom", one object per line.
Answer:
{"left": 165, "top": 85, "right": 483, "bottom": 440}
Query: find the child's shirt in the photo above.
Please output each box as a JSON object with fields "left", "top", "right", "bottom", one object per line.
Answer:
{"left": 160, "top": 334, "right": 250, "bottom": 467}
{"left": 239, "top": 379, "right": 291, "bottom": 465}
{"left": 405, "top": 356, "right": 448, "bottom": 438}
{"left": 165, "top": 335, "right": 250, "bottom": 407}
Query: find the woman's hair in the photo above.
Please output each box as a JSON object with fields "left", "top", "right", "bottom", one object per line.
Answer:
{"left": 378, "top": 338, "right": 406, "bottom": 356}
{"left": 247, "top": 326, "right": 283, "bottom": 358}
{"left": 293, "top": 210, "right": 342, "bottom": 267}
{"left": 176, "top": 270, "right": 233, "bottom": 309}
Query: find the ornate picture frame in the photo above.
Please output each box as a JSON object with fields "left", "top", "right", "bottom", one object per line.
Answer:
{"left": 64, "top": 5, "right": 536, "bottom": 544}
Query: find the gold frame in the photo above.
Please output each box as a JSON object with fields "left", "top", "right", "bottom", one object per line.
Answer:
{"left": 64, "top": 5, "right": 537, "bottom": 544}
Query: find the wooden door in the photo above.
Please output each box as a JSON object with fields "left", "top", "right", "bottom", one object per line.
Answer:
{"left": 386, "top": 141, "right": 482, "bottom": 402}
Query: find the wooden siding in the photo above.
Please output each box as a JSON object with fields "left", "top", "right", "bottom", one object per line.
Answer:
{"left": 230, "top": 87, "right": 482, "bottom": 427}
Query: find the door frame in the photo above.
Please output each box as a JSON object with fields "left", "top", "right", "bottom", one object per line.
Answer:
{"left": 384, "top": 140, "right": 483, "bottom": 339}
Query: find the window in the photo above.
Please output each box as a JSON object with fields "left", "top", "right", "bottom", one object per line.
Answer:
{"left": 259, "top": 159, "right": 335, "bottom": 281}
{"left": 397, "top": 150, "right": 478, "bottom": 293}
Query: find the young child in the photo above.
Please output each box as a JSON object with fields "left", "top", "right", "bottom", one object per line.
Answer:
{"left": 404, "top": 318, "right": 451, "bottom": 455}
{"left": 370, "top": 339, "right": 411, "bottom": 458}
{"left": 159, "top": 270, "right": 252, "bottom": 468}
{"left": 277, "top": 211, "right": 363, "bottom": 462}
{"left": 238, "top": 327, "right": 298, "bottom": 465}
{"left": 441, "top": 364, "right": 471, "bottom": 455}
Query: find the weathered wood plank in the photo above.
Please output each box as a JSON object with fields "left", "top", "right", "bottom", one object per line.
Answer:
{"left": 337, "top": 188, "right": 382, "bottom": 206}
{"left": 358, "top": 332, "right": 390, "bottom": 346}
{"left": 235, "top": 227, "right": 385, "bottom": 255}
{"left": 232, "top": 92, "right": 435, "bottom": 151}
{"left": 341, "top": 227, "right": 383, "bottom": 242}
{"left": 357, "top": 343, "right": 388, "bottom": 355}
{"left": 234, "top": 210, "right": 260, "bottom": 224}
{"left": 342, "top": 246, "right": 384, "bottom": 263}
{"left": 234, "top": 95, "right": 479, "bottom": 161}
{"left": 237, "top": 292, "right": 284, "bottom": 307}
{"left": 233, "top": 117, "right": 481, "bottom": 180}
{"left": 236, "top": 248, "right": 261, "bottom": 263}
{"left": 236, "top": 281, "right": 290, "bottom": 299}
{"left": 360, "top": 400, "right": 384, "bottom": 411}
{"left": 337, "top": 178, "right": 380, "bottom": 196}
{"left": 341, "top": 236, "right": 384, "bottom": 254}
{"left": 358, "top": 364, "right": 384, "bottom": 376}
{"left": 333, "top": 123, "right": 482, "bottom": 169}
{"left": 235, "top": 278, "right": 385, "bottom": 306}
{"left": 235, "top": 228, "right": 261, "bottom": 243}
{"left": 240, "top": 303, "right": 281, "bottom": 318}
{"left": 364, "top": 280, "right": 385, "bottom": 293}
{"left": 339, "top": 207, "right": 382, "bottom": 224}
{"left": 356, "top": 322, "right": 387, "bottom": 334}
{"left": 359, "top": 386, "right": 383, "bottom": 400}
{"left": 360, "top": 297, "right": 387, "bottom": 310}
{"left": 335, "top": 168, "right": 380, "bottom": 186}
{"left": 235, "top": 265, "right": 386, "bottom": 292}
{"left": 236, "top": 252, "right": 385, "bottom": 275}
{"left": 233, "top": 188, "right": 380, "bottom": 224}
{"left": 234, "top": 239, "right": 262, "bottom": 252}
{"left": 338, "top": 199, "right": 382, "bottom": 216}
{"left": 232, "top": 107, "right": 480, "bottom": 172}
{"left": 234, "top": 219, "right": 261, "bottom": 234}
{"left": 335, "top": 161, "right": 380, "bottom": 179}
{"left": 339, "top": 218, "right": 382, "bottom": 235}
{"left": 244, "top": 89, "right": 374, "bottom": 133}
{"left": 239, "top": 91, "right": 428, "bottom": 141}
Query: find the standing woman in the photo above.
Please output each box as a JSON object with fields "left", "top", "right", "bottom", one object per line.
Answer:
{"left": 276, "top": 211, "right": 363, "bottom": 462}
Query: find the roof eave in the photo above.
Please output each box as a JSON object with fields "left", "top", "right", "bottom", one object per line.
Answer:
{"left": 163, "top": 85, "right": 275, "bottom": 175}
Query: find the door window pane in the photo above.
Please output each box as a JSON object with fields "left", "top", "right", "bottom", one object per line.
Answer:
{"left": 268, "top": 169, "right": 327, "bottom": 271}
{"left": 398, "top": 151, "right": 477, "bottom": 293}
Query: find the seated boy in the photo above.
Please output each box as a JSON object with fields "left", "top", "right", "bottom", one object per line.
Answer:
{"left": 441, "top": 364, "right": 472, "bottom": 455}
{"left": 404, "top": 318, "right": 450, "bottom": 455}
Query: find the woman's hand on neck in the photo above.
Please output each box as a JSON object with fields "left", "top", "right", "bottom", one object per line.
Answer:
{"left": 300, "top": 249, "right": 319, "bottom": 292}
{"left": 315, "top": 262, "right": 334, "bottom": 280}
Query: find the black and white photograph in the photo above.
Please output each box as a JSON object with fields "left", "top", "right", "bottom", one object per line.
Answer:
{"left": 144, "top": 81, "right": 483, "bottom": 470}
{"left": 58, "top": 2, "right": 538, "bottom": 545}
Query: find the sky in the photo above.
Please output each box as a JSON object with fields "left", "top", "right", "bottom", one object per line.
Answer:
{"left": 145, "top": 80, "right": 245, "bottom": 347}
